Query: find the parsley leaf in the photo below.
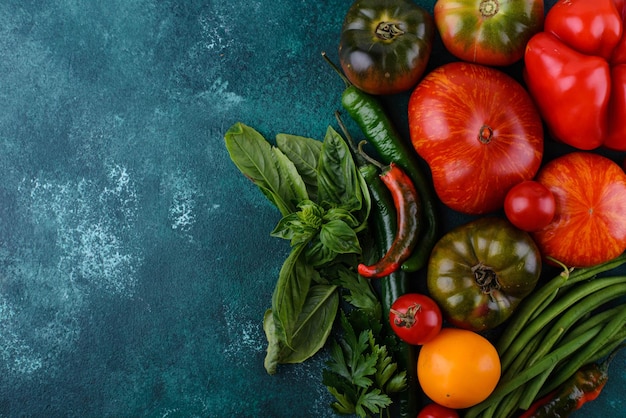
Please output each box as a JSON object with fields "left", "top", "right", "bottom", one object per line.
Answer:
{"left": 323, "top": 308, "right": 407, "bottom": 417}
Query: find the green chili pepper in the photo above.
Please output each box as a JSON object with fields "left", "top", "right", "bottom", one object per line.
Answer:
{"left": 359, "top": 163, "right": 421, "bottom": 418}
{"left": 322, "top": 52, "right": 439, "bottom": 273}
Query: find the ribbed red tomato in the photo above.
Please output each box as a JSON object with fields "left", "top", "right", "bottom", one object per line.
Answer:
{"left": 408, "top": 62, "right": 544, "bottom": 215}
{"left": 533, "top": 152, "right": 626, "bottom": 267}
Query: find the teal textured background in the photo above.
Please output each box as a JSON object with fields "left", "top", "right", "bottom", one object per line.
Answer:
{"left": 0, "top": 0, "right": 623, "bottom": 417}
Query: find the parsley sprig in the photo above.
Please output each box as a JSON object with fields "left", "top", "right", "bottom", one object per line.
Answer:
{"left": 323, "top": 270, "right": 407, "bottom": 417}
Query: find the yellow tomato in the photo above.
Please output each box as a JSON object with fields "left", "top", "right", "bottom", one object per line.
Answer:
{"left": 417, "top": 328, "right": 500, "bottom": 408}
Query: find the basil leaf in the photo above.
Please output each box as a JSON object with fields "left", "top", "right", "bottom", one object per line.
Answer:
{"left": 224, "top": 123, "right": 308, "bottom": 215}
{"left": 269, "top": 212, "right": 300, "bottom": 241}
{"left": 324, "top": 207, "right": 360, "bottom": 228}
{"left": 264, "top": 285, "right": 339, "bottom": 373}
{"left": 304, "top": 237, "right": 338, "bottom": 268}
{"left": 271, "top": 244, "right": 315, "bottom": 347}
{"left": 270, "top": 200, "right": 324, "bottom": 246}
{"left": 276, "top": 133, "right": 322, "bottom": 201}
{"left": 263, "top": 308, "right": 281, "bottom": 375}
{"left": 320, "top": 219, "right": 362, "bottom": 254}
{"left": 278, "top": 284, "right": 339, "bottom": 364}
{"left": 317, "top": 126, "right": 363, "bottom": 211}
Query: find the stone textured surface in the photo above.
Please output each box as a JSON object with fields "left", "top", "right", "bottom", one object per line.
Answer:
{"left": 0, "top": 0, "right": 623, "bottom": 417}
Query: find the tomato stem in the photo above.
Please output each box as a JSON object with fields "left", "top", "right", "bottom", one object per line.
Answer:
{"left": 472, "top": 262, "right": 501, "bottom": 293}
{"left": 375, "top": 22, "right": 405, "bottom": 41}
{"left": 479, "top": 0, "right": 500, "bottom": 17}
{"left": 478, "top": 124, "right": 494, "bottom": 144}
{"left": 391, "top": 304, "right": 421, "bottom": 328}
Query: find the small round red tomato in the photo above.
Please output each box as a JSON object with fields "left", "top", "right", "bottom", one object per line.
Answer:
{"left": 338, "top": 0, "right": 434, "bottom": 95}
{"left": 434, "top": 0, "right": 544, "bottom": 66}
{"left": 533, "top": 152, "right": 626, "bottom": 267}
{"left": 417, "top": 328, "right": 501, "bottom": 409}
{"left": 504, "top": 180, "right": 556, "bottom": 232}
{"left": 409, "top": 62, "right": 544, "bottom": 215}
{"left": 417, "top": 403, "right": 460, "bottom": 418}
{"left": 389, "top": 293, "right": 442, "bottom": 345}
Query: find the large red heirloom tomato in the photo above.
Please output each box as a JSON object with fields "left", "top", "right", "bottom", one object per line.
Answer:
{"left": 533, "top": 152, "right": 626, "bottom": 267}
{"left": 408, "top": 62, "right": 543, "bottom": 214}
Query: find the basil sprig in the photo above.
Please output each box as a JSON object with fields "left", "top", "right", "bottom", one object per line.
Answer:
{"left": 224, "top": 122, "right": 371, "bottom": 374}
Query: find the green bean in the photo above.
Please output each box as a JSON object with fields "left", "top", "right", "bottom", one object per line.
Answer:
{"left": 500, "top": 326, "right": 549, "bottom": 383}
{"left": 527, "top": 287, "right": 560, "bottom": 323}
{"left": 538, "top": 333, "right": 625, "bottom": 399}
{"left": 500, "top": 277, "right": 626, "bottom": 370}
{"left": 557, "top": 305, "right": 623, "bottom": 346}
{"left": 504, "top": 298, "right": 624, "bottom": 413}
{"left": 496, "top": 253, "right": 626, "bottom": 355}
{"left": 494, "top": 389, "right": 525, "bottom": 418}
{"left": 464, "top": 326, "right": 602, "bottom": 418}
{"left": 584, "top": 326, "right": 626, "bottom": 364}
{"left": 496, "top": 270, "right": 569, "bottom": 355}
{"left": 517, "top": 363, "right": 557, "bottom": 410}
{"left": 523, "top": 283, "right": 626, "bottom": 370}
{"left": 562, "top": 252, "right": 626, "bottom": 284}
{"left": 538, "top": 304, "right": 626, "bottom": 397}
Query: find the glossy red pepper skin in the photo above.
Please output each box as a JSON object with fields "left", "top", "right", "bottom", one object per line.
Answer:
{"left": 524, "top": 0, "right": 626, "bottom": 151}
{"left": 519, "top": 367, "right": 607, "bottom": 417}
{"left": 358, "top": 163, "right": 420, "bottom": 278}
{"left": 519, "top": 357, "right": 613, "bottom": 418}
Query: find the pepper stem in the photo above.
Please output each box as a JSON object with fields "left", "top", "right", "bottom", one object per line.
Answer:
{"left": 472, "top": 262, "right": 501, "bottom": 293}
{"left": 321, "top": 51, "right": 352, "bottom": 88}
{"left": 334, "top": 111, "right": 385, "bottom": 170}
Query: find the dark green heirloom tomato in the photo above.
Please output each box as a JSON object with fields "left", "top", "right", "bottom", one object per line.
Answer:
{"left": 427, "top": 217, "right": 541, "bottom": 331}
{"left": 339, "top": 0, "right": 434, "bottom": 95}
{"left": 434, "top": 0, "right": 544, "bottom": 66}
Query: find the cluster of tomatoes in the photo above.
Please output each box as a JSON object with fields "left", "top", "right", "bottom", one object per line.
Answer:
{"left": 338, "top": 0, "right": 626, "bottom": 416}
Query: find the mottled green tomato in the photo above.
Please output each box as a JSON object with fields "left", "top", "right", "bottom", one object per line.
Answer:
{"left": 339, "top": 0, "right": 434, "bottom": 95}
{"left": 427, "top": 217, "right": 541, "bottom": 331}
{"left": 434, "top": 0, "right": 544, "bottom": 66}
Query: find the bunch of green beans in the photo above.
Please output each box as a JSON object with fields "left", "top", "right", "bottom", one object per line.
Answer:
{"left": 464, "top": 253, "right": 626, "bottom": 418}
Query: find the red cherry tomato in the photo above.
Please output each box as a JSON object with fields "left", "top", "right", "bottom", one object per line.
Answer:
{"left": 417, "top": 403, "right": 460, "bottom": 418}
{"left": 504, "top": 180, "right": 556, "bottom": 232}
{"left": 389, "top": 293, "right": 442, "bottom": 345}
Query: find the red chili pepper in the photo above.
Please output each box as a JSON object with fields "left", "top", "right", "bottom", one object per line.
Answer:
{"left": 358, "top": 162, "right": 420, "bottom": 278}
{"left": 519, "top": 345, "right": 624, "bottom": 418}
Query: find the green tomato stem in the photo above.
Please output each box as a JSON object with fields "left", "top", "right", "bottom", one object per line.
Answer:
{"left": 479, "top": 0, "right": 500, "bottom": 18}
{"left": 375, "top": 22, "right": 405, "bottom": 41}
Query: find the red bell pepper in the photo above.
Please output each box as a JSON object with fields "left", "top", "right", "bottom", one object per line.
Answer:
{"left": 524, "top": 0, "right": 626, "bottom": 151}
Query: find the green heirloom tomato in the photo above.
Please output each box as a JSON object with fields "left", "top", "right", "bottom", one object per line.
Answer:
{"left": 434, "top": 0, "right": 544, "bottom": 66}
{"left": 339, "top": 0, "right": 434, "bottom": 95}
{"left": 427, "top": 217, "right": 541, "bottom": 331}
